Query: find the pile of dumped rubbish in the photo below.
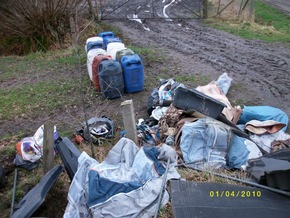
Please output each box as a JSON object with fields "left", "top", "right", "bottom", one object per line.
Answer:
{"left": 8, "top": 32, "right": 290, "bottom": 217}
{"left": 143, "top": 73, "right": 289, "bottom": 173}
{"left": 10, "top": 70, "right": 290, "bottom": 217}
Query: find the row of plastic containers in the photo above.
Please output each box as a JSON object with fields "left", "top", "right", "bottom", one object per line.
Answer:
{"left": 86, "top": 31, "right": 144, "bottom": 99}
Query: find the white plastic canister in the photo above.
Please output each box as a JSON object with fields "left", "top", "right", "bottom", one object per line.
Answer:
{"left": 106, "top": 42, "right": 126, "bottom": 60}
{"left": 87, "top": 48, "right": 107, "bottom": 81}
{"left": 85, "top": 37, "right": 103, "bottom": 53}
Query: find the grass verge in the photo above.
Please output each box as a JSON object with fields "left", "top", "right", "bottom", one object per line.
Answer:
{"left": 0, "top": 78, "right": 83, "bottom": 120}
{"left": 206, "top": 0, "right": 290, "bottom": 43}
{"left": 0, "top": 28, "right": 167, "bottom": 217}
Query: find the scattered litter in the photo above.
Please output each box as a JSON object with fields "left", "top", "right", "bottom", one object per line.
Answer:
{"left": 250, "top": 130, "right": 290, "bottom": 153}
{"left": 14, "top": 125, "right": 59, "bottom": 170}
{"left": 77, "top": 116, "right": 114, "bottom": 143}
{"left": 216, "top": 72, "right": 233, "bottom": 95}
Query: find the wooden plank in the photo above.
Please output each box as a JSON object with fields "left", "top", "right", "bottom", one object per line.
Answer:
{"left": 43, "top": 121, "right": 54, "bottom": 174}
{"left": 121, "top": 100, "right": 138, "bottom": 145}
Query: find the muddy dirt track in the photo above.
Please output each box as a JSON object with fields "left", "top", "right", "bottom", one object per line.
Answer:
{"left": 107, "top": 18, "right": 290, "bottom": 120}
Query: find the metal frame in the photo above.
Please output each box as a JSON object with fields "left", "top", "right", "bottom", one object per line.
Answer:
{"left": 99, "top": 0, "right": 203, "bottom": 20}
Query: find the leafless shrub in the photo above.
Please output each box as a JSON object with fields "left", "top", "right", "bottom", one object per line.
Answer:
{"left": 0, "top": 0, "right": 87, "bottom": 53}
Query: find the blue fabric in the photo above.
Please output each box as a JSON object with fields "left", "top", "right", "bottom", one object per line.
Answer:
{"left": 88, "top": 170, "right": 142, "bottom": 207}
{"left": 143, "top": 147, "right": 165, "bottom": 176}
{"left": 181, "top": 119, "right": 208, "bottom": 163}
{"left": 180, "top": 118, "right": 231, "bottom": 167}
{"left": 238, "top": 106, "right": 288, "bottom": 132}
{"left": 226, "top": 134, "right": 250, "bottom": 168}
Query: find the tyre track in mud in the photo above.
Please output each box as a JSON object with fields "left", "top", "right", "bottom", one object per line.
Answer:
{"left": 108, "top": 18, "right": 290, "bottom": 116}
{"left": 148, "top": 19, "right": 290, "bottom": 97}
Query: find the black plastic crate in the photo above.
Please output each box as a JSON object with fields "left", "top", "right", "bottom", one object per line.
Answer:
{"left": 172, "top": 87, "right": 226, "bottom": 119}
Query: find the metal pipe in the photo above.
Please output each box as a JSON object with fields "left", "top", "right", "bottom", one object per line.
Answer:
{"left": 10, "top": 168, "right": 18, "bottom": 217}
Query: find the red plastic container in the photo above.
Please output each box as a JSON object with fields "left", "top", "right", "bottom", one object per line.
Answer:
{"left": 92, "top": 55, "right": 112, "bottom": 91}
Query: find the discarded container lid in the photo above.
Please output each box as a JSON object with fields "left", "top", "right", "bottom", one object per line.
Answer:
{"left": 99, "top": 31, "right": 114, "bottom": 39}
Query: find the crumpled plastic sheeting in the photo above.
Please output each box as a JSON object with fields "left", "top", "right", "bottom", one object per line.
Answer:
{"left": 102, "top": 137, "right": 139, "bottom": 168}
{"left": 196, "top": 82, "right": 242, "bottom": 124}
{"left": 64, "top": 138, "right": 180, "bottom": 218}
{"left": 89, "top": 178, "right": 166, "bottom": 218}
{"left": 64, "top": 152, "right": 99, "bottom": 218}
{"left": 216, "top": 72, "right": 233, "bottom": 95}
{"left": 250, "top": 130, "right": 290, "bottom": 153}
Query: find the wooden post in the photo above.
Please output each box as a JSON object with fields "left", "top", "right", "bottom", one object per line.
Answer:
{"left": 202, "top": 0, "right": 208, "bottom": 18}
{"left": 94, "top": 0, "right": 101, "bottom": 21}
{"left": 43, "top": 121, "right": 54, "bottom": 174}
{"left": 87, "top": 0, "right": 96, "bottom": 20}
{"left": 249, "top": 0, "right": 255, "bottom": 22}
{"left": 121, "top": 100, "right": 138, "bottom": 145}
{"left": 70, "top": 17, "right": 77, "bottom": 47}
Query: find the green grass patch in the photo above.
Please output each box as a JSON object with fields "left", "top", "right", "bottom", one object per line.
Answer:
{"left": 0, "top": 47, "right": 86, "bottom": 81}
{"left": 0, "top": 78, "right": 82, "bottom": 120}
{"left": 206, "top": 0, "right": 290, "bottom": 42}
{"left": 127, "top": 45, "right": 164, "bottom": 64}
{"left": 0, "top": 46, "right": 88, "bottom": 125}
{"left": 175, "top": 74, "right": 211, "bottom": 86}
{"left": 255, "top": 0, "right": 290, "bottom": 32}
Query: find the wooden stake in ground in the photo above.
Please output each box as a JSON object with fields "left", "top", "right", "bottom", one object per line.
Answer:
{"left": 70, "top": 17, "right": 77, "bottom": 47}
{"left": 202, "top": 0, "right": 208, "bottom": 18}
{"left": 43, "top": 121, "right": 55, "bottom": 174}
{"left": 249, "top": 0, "right": 255, "bottom": 22}
{"left": 121, "top": 100, "right": 138, "bottom": 145}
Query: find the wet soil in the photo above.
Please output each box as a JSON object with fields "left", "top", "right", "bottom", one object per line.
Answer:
{"left": 107, "top": 18, "right": 290, "bottom": 121}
